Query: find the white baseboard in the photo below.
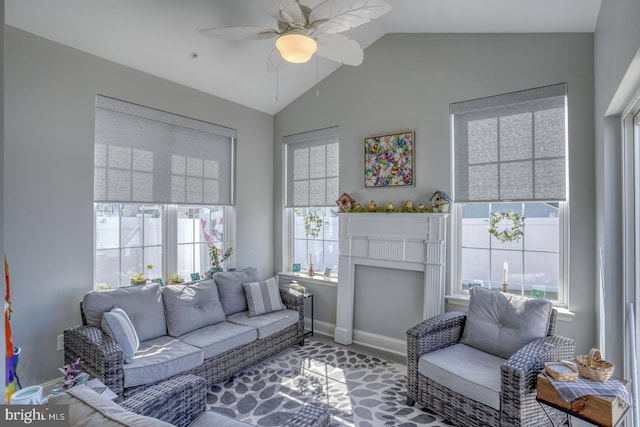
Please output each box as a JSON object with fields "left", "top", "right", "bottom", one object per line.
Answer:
{"left": 352, "top": 330, "right": 406, "bottom": 357}
{"left": 306, "top": 319, "right": 406, "bottom": 357}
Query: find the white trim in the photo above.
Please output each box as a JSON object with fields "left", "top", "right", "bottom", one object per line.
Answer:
{"left": 278, "top": 272, "right": 337, "bottom": 287}
{"left": 352, "top": 330, "right": 406, "bottom": 357}
{"left": 445, "top": 294, "right": 575, "bottom": 322}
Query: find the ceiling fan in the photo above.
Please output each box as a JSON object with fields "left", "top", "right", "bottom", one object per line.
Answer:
{"left": 199, "top": 0, "right": 391, "bottom": 70}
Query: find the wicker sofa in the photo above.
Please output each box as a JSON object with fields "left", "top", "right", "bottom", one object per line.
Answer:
{"left": 64, "top": 269, "right": 305, "bottom": 400}
{"left": 406, "top": 287, "right": 575, "bottom": 427}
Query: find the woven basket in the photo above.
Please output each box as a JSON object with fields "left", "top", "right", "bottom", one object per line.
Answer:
{"left": 576, "top": 348, "right": 615, "bottom": 382}
{"left": 545, "top": 361, "right": 579, "bottom": 381}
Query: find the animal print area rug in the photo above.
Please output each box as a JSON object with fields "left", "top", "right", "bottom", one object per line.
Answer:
{"left": 206, "top": 340, "right": 452, "bottom": 427}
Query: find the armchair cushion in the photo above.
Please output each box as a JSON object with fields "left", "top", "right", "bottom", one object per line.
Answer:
{"left": 419, "top": 343, "right": 506, "bottom": 410}
{"left": 214, "top": 268, "right": 259, "bottom": 315}
{"left": 460, "top": 287, "right": 552, "bottom": 359}
{"left": 162, "top": 280, "right": 226, "bottom": 337}
{"left": 83, "top": 283, "right": 167, "bottom": 342}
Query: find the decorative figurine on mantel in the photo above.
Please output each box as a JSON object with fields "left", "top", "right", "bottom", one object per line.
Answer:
{"left": 430, "top": 191, "right": 452, "bottom": 213}
{"left": 336, "top": 193, "right": 356, "bottom": 212}
{"left": 401, "top": 200, "right": 413, "bottom": 211}
{"left": 368, "top": 200, "right": 378, "bottom": 212}
{"left": 385, "top": 202, "right": 395, "bottom": 211}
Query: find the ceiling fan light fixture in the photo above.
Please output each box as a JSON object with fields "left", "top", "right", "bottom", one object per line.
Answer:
{"left": 275, "top": 33, "right": 317, "bottom": 64}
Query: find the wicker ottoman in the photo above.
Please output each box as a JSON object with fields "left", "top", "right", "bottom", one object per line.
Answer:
{"left": 284, "top": 405, "right": 331, "bottom": 427}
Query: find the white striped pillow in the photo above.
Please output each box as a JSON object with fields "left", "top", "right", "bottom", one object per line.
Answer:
{"left": 242, "top": 277, "right": 286, "bottom": 317}
{"left": 101, "top": 307, "right": 139, "bottom": 364}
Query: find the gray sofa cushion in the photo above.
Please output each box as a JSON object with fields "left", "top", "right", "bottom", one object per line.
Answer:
{"left": 49, "top": 385, "right": 173, "bottom": 426}
{"left": 162, "top": 280, "right": 226, "bottom": 337}
{"left": 179, "top": 321, "right": 257, "bottom": 359}
{"left": 226, "top": 309, "right": 299, "bottom": 339}
{"left": 83, "top": 283, "right": 167, "bottom": 342}
{"left": 123, "top": 336, "right": 203, "bottom": 388}
{"left": 214, "top": 268, "right": 258, "bottom": 315}
{"left": 242, "top": 277, "right": 286, "bottom": 317}
{"left": 419, "top": 343, "right": 505, "bottom": 410}
{"left": 460, "top": 287, "right": 552, "bottom": 359}
{"left": 101, "top": 308, "right": 139, "bottom": 364}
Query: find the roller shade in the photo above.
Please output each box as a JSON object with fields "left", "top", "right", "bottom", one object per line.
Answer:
{"left": 284, "top": 127, "right": 339, "bottom": 207}
{"left": 94, "top": 95, "right": 236, "bottom": 205}
{"left": 452, "top": 83, "right": 567, "bottom": 203}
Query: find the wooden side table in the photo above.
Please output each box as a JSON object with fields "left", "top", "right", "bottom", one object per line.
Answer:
{"left": 536, "top": 373, "right": 630, "bottom": 427}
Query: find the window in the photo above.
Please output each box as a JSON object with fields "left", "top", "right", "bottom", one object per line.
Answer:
{"left": 451, "top": 84, "right": 568, "bottom": 304}
{"left": 284, "top": 127, "right": 339, "bottom": 275}
{"left": 94, "top": 96, "right": 235, "bottom": 287}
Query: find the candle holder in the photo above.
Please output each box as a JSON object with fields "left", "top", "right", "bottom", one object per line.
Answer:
{"left": 502, "top": 282, "right": 508, "bottom": 293}
{"left": 308, "top": 263, "right": 315, "bottom": 277}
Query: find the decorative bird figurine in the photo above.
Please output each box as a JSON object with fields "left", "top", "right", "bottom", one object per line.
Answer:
{"left": 368, "top": 200, "right": 377, "bottom": 212}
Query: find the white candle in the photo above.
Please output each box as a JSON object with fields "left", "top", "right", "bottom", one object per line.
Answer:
{"left": 503, "top": 262, "right": 508, "bottom": 284}
{"left": 309, "top": 253, "right": 313, "bottom": 264}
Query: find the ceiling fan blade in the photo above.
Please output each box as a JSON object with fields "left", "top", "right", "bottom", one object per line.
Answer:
{"left": 316, "top": 33, "right": 363, "bottom": 66}
{"left": 199, "top": 26, "right": 278, "bottom": 41}
{"left": 272, "top": 0, "right": 307, "bottom": 26}
{"left": 310, "top": 0, "right": 391, "bottom": 34}
{"left": 266, "top": 48, "right": 287, "bottom": 72}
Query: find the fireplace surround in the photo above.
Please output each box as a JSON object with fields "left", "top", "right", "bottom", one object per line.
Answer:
{"left": 335, "top": 213, "right": 448, "bottom": 346}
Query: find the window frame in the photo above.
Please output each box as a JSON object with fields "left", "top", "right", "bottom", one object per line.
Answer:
{"left": 451, "top": 201, "right": 569, "bottom": 306}
{"left": 94, "top": 203, "right": 233, "bottom": 288}
{"left": 286, "top": 206, "right": 339, "bottom": 277}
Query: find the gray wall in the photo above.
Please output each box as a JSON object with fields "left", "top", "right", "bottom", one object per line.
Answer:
{"left": 594, "top": 0, "right": 640, "bottom": 370}
{"left": 1, "top": 0, "right": 5, "bottom": 392}
{"left": 274, "top": 33, "right": 595, "bottom": 353}
{"left": 4, "top": 27, "right": 274, "bottom": 386}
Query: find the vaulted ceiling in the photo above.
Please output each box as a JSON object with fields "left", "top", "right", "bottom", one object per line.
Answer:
{"left": 6, "top": 0, "right": 601, "bottom": 114}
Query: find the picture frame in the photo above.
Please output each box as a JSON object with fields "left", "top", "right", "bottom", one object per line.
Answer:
{"left": 364, "top": 130, "right": 414, "bottom": 188}
{"left": 190, "top": 273, "right": 201, "bottom": 281}
{"left": 151, "top": 278, "right": 164, "bottom": 286}
{"left": 531, "top": 286, "right": 547, "bottom": 298}
{"left": 323, "top": 268, "right": 332, "bottom": 279}
{"left": 292, "top": 263, "right": 301, "bottom": 273}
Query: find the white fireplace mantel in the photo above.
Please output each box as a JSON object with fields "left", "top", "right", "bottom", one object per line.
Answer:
{"left": 334, "top": 212, "right": 448, "bottom": 345}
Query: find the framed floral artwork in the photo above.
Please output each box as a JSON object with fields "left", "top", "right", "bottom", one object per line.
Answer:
{"left": 364, "top": 131, "right": 414, "bottom": 188}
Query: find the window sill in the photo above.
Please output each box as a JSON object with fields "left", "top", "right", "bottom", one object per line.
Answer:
{"left": 277, "top": 272, "right": 338, "bottom": 287}
{"left": 445, "top": 294, "right": 575, "bottom": 322}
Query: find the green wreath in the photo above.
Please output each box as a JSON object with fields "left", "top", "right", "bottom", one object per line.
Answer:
{"left": 487, "top": 212, "right": 525, "bottom": 243}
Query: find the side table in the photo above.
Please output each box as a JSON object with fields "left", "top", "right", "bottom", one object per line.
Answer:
{"left": 536, "top": 373, "right": 630, "bottom": 427}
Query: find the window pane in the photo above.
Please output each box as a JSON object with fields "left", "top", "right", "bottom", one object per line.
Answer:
{"left": 324, "top": 241, "right": 338, "bottom": 272}
{"left": 323, "top": 208, "right": 339, "bottom": 240}
{"left": 524, "top": 252, "right": 559, "bottom": 298}
{"left": 177, "top": 244, "right": 194, "bottom": 279}
{"left": 144, "top": 246, "right": 163, "bottom": 280}
{"left": 177, "top": 208, "right": 195, "bottom": 244}
{"left": 121, "top": 247, "right": 143, "bottom": 282}
{"left": 461, "top": 218, "right": 490, "bottom": 248}
{"left": 210, "top": 208, "right": 225, "bottom": 243}
{"left": 460, "top": 248, "right": 490, "bottom": 289}
{"left": 121, "top": 205, "right": 142, "bottom": 248}
{"left": 294, "top": 239, "right": 308, "bottom": 267}
{"left": 194, "top": 243, "right": 208, "bottom": 274}
{"left": 143, "top": 206, "right": 163, "bottom": 246}
{"left": 96, "top": 205, "right": 120, "bottom": 249}
{"left": 95, "top": 248, "right": 120, "bottom": 288}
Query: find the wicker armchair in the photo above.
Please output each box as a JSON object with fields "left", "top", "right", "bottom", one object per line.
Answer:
{"left": 406, "top": 298, "right": 575, "bottom": 427}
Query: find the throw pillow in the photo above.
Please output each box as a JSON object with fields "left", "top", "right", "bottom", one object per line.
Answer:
{"left": 101, "top": 308, "right": 139, "bottom": 364}
{"left": 460, "top": 287, "right": 552, "bottom": 359}
{"left": 161, "top": 280, "right": 226, "bottom": 337}
{"left": 242, "top": 277, "right": 286, "bottom": 317}
{"left": 214, "top": 268, "right": 259, "bottom": 315}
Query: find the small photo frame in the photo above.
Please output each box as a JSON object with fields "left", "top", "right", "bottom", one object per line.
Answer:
{"left": 531, "top": 286, "right": 547, "bottom": 298}
{"left": 151, "top": 278, "right": 164, "bottom": 286}
{"left": 190, "top": 273, "right": 201, "bottom": 281}
{"left": 364, "top": 130, "right": 414, "bottom": 188}
{"left": 323, "top": 268, "right": 332, "bottom": 278}
{"left": 292, "top": 263, "right": 301, "bottom": 273}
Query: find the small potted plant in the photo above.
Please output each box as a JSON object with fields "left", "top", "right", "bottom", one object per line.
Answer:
{"left": 166, "top": 273, "right": 184, "bottom": 285}
{"left": 131, "top": 264, "right": 153, "bottom": 285}
{"left": 209, "top": 245, "right": 233, "bottom": 275}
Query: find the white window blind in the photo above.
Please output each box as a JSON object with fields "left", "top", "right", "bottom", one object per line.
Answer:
{"left": 451, "top": 83, "right": 567, "bottom": 203}
{"left": 284, "top": 127, "right": 339, "bottom": 207}
{"left": 94, "top": 96, "right": 236, "bottom": 205}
